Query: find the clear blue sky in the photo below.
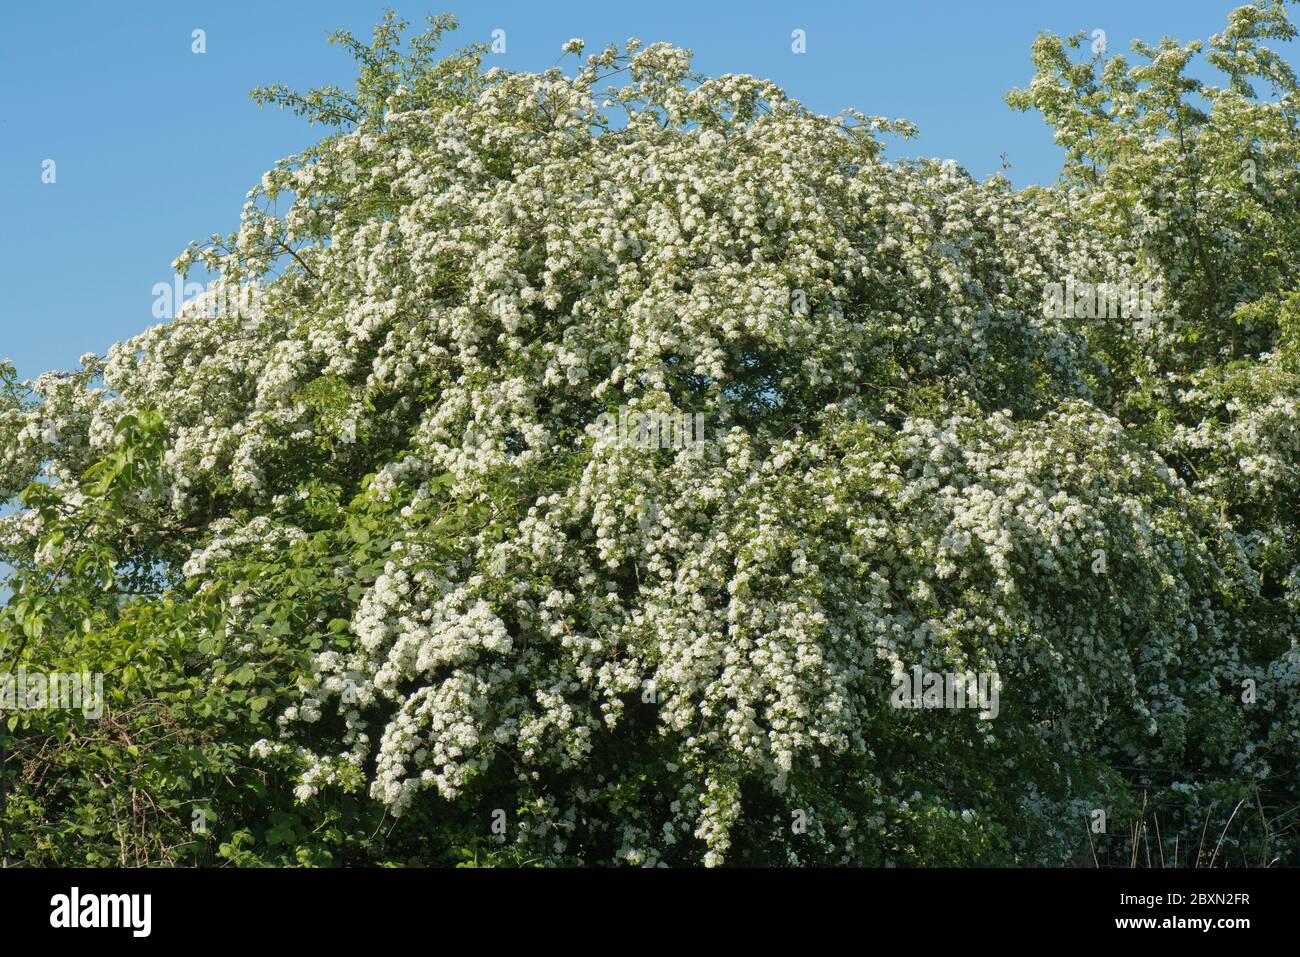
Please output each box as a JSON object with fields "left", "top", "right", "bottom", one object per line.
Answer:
{"left": 1, "top": 1, "right": 1292, "bottom": 379}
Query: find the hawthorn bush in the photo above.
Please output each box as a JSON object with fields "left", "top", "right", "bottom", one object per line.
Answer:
{"left": 1, "top": 5, "right": 1298, "bottom": 866}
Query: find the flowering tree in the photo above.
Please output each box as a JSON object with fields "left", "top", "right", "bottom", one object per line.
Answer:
{"left": 1, "top": 5, "right": 1297, "bottom": 866}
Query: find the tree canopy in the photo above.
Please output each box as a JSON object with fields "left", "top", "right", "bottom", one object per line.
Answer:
{"left": 2, "top": 5, "right": 1298, "bottom": 866}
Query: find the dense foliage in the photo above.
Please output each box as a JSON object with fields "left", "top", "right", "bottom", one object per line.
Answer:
{"left": 2, "top": 5, "right": 1298, "bottom": 866}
